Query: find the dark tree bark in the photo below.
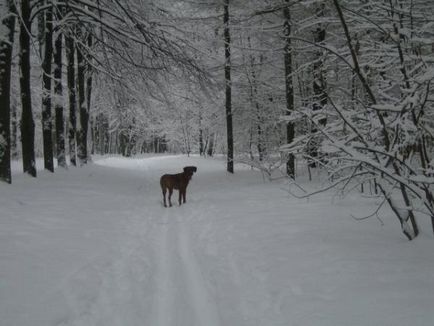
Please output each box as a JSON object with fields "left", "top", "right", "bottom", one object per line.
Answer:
{"left": 77, "top": 38, "right": 88, "bottom": 165}
{"left": 249, "top": 64, "right": 264, "bottom": 161}
{"left": 19, "top": 0, "right": 36, "bottom": 177}
{"left": 247, "top": 46, "right": 265, "bottom": 162}
{"left": 53, "top": 10, "right": 66, "bottom": 168}
{"left": 41, "top": 4, "right": 54, "bottom": 172}
{"left": 199, "top": 110, "right": 204, "bottom": 156}
{"left": 66, "top": 34, "right": 77, "bottom": 166}
{"left": 309, "top": 2, "right": 327, "bottom": 168}
{"left": 90, "top": 117, "right": 95, "bottom": 155}
{"left": 85, "top": 34, "right": 93, "bottom": 162}
{"left": 223, "top": 0, "right": 234, "bottom": 173}
{"left": 199, "top": 128, "right": 204, "bottom": 155}
{"left": 207, "top": 133, "right": 214, "bottom": 157}
{"left": 11, "top": 101, "right": 18, "bottom": 159}
{"left": 95, "top": 113, "right": 108, "bottom": 154}
{"left": 0, "top": 0, "right": 16, "bottom": 183}
{"left": 283, "top": 1, "right": 295, "bottom": 178}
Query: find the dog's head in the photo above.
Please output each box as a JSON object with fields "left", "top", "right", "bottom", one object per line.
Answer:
{"left": 183, "top": 166, "right": 197, "bottom": 178}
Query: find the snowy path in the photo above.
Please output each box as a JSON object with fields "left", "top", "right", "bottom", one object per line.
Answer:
{"left": 2, "top": 155, "right": 434, "bottom": 326}
{"left": 59, "top": 156, "right": 222, "bottom": 326}
{"left": 150, "top": 209, "right": 219, "bottom": 326}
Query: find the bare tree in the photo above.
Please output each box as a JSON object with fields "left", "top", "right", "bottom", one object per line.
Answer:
{"left": 19, "top": 0, "right": 36, "bottom": 177}
{"left": 76, "top": 28, "right": 88, "bottom": 165}
{"left": 66, "top": 32, "right": 77, "bottom": 166}
{"left": 283, "top": 0, "right": 295, "bottom": 178}
{"left": 53, "top": 6, "right": 67, "bottom": 168}
{"left": 281, "top": 0, "right": 434, "bottom": 240}
{"left": 224, "top": 0, "right": 234, "bottom": 173}
{"left": 0, "top": 0, "right": 16, "bottom": 183}
{"left": 41, "top": 2, "right": 54, "bottom": 172}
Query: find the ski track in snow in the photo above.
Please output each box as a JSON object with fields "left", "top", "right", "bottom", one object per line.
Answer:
{"left": 152, "top": 209, "right": 173, "bottom": 326}
{"left": 177, "top": 210, "right": 220, "bottom": 326}
{"left": 150, "top": 203, "right": 220, "bottom": 326}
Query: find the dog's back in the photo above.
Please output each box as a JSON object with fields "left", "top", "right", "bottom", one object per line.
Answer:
{"left": 160, "top": 173, "right": 183, "bottom": 190}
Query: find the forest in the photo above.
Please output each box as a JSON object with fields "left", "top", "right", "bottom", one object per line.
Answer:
{"left": 1, "top": 0, "right": 434, "bottom": 241}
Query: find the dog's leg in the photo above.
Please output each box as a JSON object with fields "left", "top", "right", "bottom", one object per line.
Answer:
{"left": 178, "top": 189, "right": 183, "bottom": 206}
{"left": 168, "top": 188, "right": 173, "bottom": 207}
{"left": 182, "top": 189, "right": 186, "bottom": 204}
{"left": 162, "top": 188, "right": 167, "bottom": 207}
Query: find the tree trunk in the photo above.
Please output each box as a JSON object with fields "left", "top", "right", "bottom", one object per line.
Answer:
{"left": 97, "top": 113, "right": 109, "bottom": 155}
{"left": 244, "top": 35, "right": 265, "bottom": 163}
{"left": 19, "top": 0, "right": 36, "bottom": 177}
{"left": 41, "top": 4, "right": 54, "bottom": 172}
{"left": 11, "top": 101, "right": 18, "bottom": 159}
{"left": 54, "top": 13, "right": 66, "bottom": 168}
{"left": 223, "top": 0, "right": 234, "bottom": 173}
{"left": 207, "top": 133, "right": 214, "bottom": 157}
{"left": 90, "top": 117, "right": 95, "bottom": 155}
{"left": 283, "top": 1, "right": 295, "bottom": 178}
{"left": 309, "top": 2, "right": 327, "bottom": 168}
{"left": 77, "top": 38, "right": 88, "bottom": 165}
{"left": 86, "top": 34, "right": 93, "bottom": 161}
{"left": 248, "top": 48, "right": 265, "bottom": 162}
{"left": 0, "top": 0, "right": 16, "bottom": 183}
{"left": 66, "top": 35, "right": 77, "bottom": 166}
{"left": 199, "top": 110, "right": 204, "bottom": 156}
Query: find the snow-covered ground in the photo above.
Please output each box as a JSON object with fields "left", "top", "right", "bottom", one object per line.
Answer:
{"left": 1, "top": 155, "right": 434, "bottom": 326}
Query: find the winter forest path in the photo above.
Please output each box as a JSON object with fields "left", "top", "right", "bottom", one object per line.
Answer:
{"left": 1, "top": 155, "right": 290, "bottom": 326}
{"left": 54, "top": 155, "right": 284, "bottom": 326}
{"left": 2, "top": 155, "right": 434, "bottom": 326}
{"left": 58, "top": 155, "right": 227, "bottom": 326}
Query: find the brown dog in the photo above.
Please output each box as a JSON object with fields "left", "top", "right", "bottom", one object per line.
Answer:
{"left": 160, "top": 166, "right": 197, "bottom": 207}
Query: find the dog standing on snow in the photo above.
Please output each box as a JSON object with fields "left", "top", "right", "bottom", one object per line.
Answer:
{"left": 160, "top": 166, "right": 197, "bottom": 207}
